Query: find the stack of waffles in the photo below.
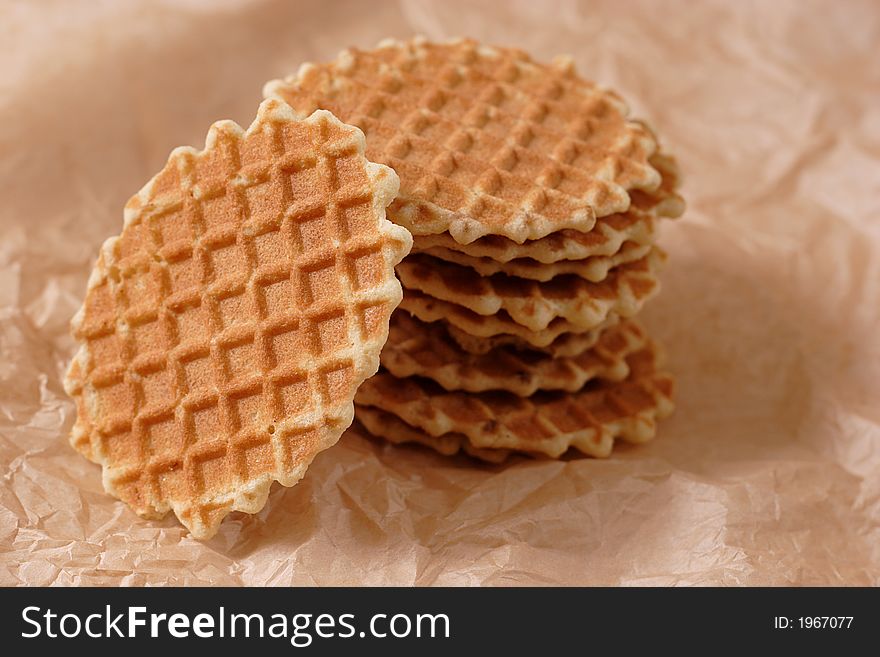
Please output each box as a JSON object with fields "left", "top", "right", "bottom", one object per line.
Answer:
{"left": 266, "top": 38, "right": 685, "bottom": 462}
{"left": 66, "top": 37, "right": 687, "bottom": 539}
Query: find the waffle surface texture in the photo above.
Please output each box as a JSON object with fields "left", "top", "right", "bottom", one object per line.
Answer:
{"left": 64, "top": 99, "right": 411, "bottom": 539}
{"left": 265, "top": 37, "right": 664, "bottom": 243}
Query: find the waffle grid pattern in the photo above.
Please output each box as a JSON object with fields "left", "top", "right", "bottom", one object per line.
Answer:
{"left": 266, "top": 38, "right": 662, "bottom": 243}
{"left": 65, "top": 101, "right": 409, "bottom": 538}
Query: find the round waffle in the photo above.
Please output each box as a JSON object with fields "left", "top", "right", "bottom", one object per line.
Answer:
{"left": 265, "top": 37, "right": 663, "bottom": 243}
{"left": 64, "top": 99, "right": 412, "bottom": 539}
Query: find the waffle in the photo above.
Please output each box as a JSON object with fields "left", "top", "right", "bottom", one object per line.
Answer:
{"left": 265, "top": 36, "right": 663, "bottom": 243}
{"left": 397, "top": 250, "right": 662, "bottom": 332}
{"left": 382, "top": 313, "right": 646, "bottom": 395}
{"left": 63, "top": 99, "right": 412, "bottom": 539}
{"left": 411, "top": 208, "right": 656, "bottom": 264}
{"left": 629, "top": 150, "right": 685, "bottom": 219}
{"left": 419, "top": 240, "right": 651, "bottom": 282}
{"left": 445, "top": 317, "right": 617, "bottom": 357}
{"left": 401, "top": 289, "right": 591, "bottom": 347}
{"left": 356, "top": 345, "right": 675, "bottom": 458}
{"left": 408, "top": 151, "right": 682, "bottom": 263}
{"left": 355, "top": 406, "right": 510, "bottom": 463}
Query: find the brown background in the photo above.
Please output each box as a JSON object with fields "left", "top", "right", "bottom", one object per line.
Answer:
{"left": 1, "top": 0, "right": 878, "bottom": 585}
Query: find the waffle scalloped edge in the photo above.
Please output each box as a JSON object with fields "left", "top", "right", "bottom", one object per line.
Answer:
{"left": 410, "top": 209, "right": 656, "bottom": 264}
{"left": 355, "top": 406, "right": 510, "bottom": 464}
{"left": 405, "top": 149, "right": 683, "bottom": 265}
{"left": 417, "top": 240, "right": 651, "bottom": 282}
{"left": 64, "top": 99, "right": 412, "bottom": 539}
{"left": 398, "top": 249, "right": 663, "bottom": 335}
{"left": 381, "top": 313, "right": 646, "bottom": 395}
{"left": 444, "top": 314, "right": 619, "bottom": 357}
{"left": 356, "top": 345, "right": 675, "bottom": 458}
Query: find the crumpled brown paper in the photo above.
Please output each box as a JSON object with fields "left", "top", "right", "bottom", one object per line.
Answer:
{"left": 2, "top": 0, "right": 878, "bottom": 586}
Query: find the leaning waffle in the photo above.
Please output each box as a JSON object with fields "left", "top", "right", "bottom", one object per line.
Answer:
{"left": 355, "top": 406, "right": 510, "bottom": 463}
{"left": 265, "top": 37, "right": 663, "bottom": 243}
{"left": 381, "top": 313, "right": 647, "bottom": 395}
{"left": 355, "top": 345, "right": 675, "bottom": 458}
{"left": 397, "top": 250, "right": 662, "bottom": 332}
{"left": 63, "top": 99, "right": 412, "bottom": 539}
{"left": 419, "top": 240, "right": 651, "bottom": 282}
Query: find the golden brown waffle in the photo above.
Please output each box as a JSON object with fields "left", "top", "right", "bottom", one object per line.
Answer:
{"left": 354, "top": 407, "right": 510, "bottom": 464}
{"left": 401, "top": 290, "right": 588, "bottom": 347}
{"left": 401, "top": 284, "right": 634, "bottom": 348}
{"left": 356, "top": 345, "right": 675, "bottom": 458}
{"left": 382, "top": 313, "right": 646, "bottom": 395}
{"left": 419, "top": 240, "right": 651, "bottom": 282}
{"left": 629, "top": 150, "right": 685, "bottom": 219}
{"left": 265, "top": 37, "right": 663, "bottom": 243}
{"left": 445, "top": 317, "right": 617, "bottom": 357}
{"left": 397, "top": 250, "right": 662, "bottom": 332}
{"left": 63, "top": 99, "right": 412, "bottom": 539}
{"left": 411, "top": 209, "right": 657, "bottom": 264}
{"left": 408, "top": 151, "right": 682, "bottom": 263}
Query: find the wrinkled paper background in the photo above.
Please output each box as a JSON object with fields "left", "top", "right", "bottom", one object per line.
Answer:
{"left": 1, "top": 0, "right": 878, "bottom": 586}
